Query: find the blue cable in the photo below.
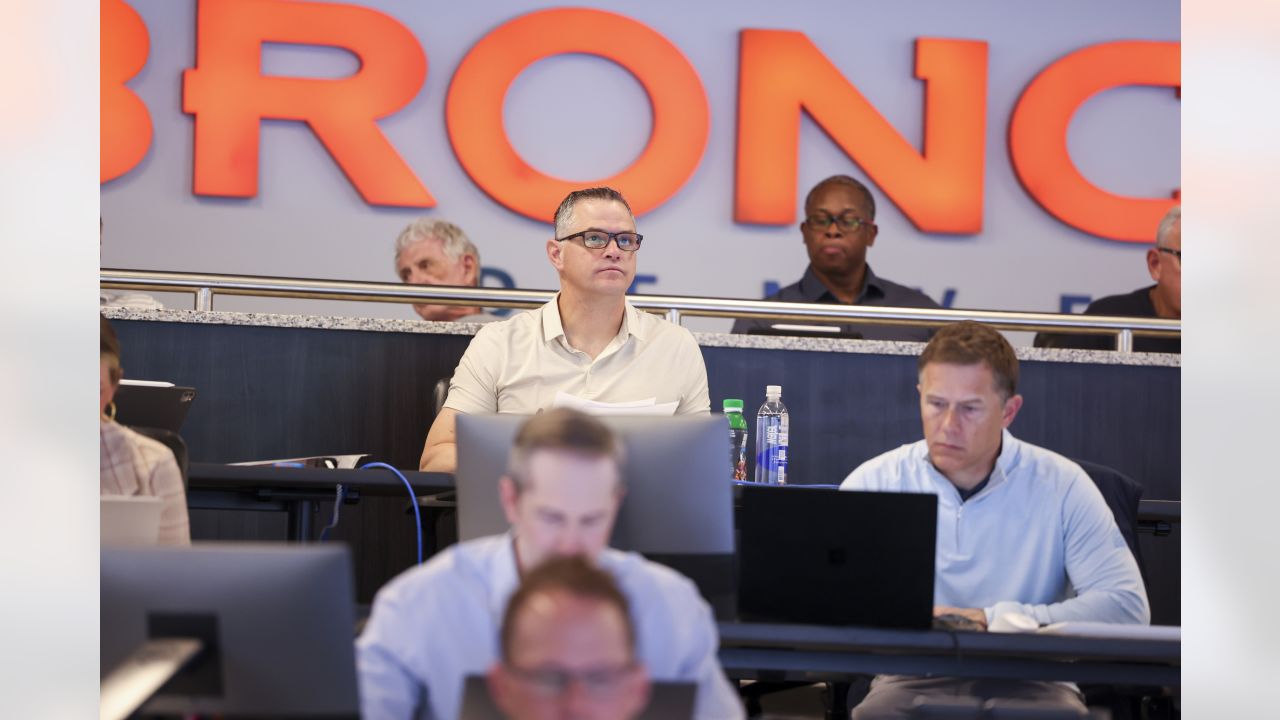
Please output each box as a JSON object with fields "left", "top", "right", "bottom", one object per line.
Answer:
{"left": 317, "top": 484, "right": 347, "bottom": 543}
{"left": 361, "top": 462, "right": 424, "bottom": 565}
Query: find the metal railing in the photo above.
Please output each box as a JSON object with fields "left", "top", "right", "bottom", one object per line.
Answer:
{"left": 101, "top": 269, "right": 1180, "bottom": 353}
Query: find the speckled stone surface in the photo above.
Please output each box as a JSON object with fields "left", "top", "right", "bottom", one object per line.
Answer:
{"left": 101, "top": 307, "right": 1180, "bottom": 368}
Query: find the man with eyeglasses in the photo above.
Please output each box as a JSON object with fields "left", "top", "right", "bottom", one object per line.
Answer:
{"left": 731, "top": 175, "right": 940, "bottom": 341}
{"left": 486, "top": 555, "right": 651, "bottom": 720}
{"left": 358, "top": 409, "right": 742, "bottom": 720}
{"left": 1034, "top": 205, "right": 1181, "bottom": 353}
{"left": 419, "top": 186, "right": 710, "bottom": 473}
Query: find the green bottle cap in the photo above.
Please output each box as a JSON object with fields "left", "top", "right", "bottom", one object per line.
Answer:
{"left": 722, "top": 399, "right": 744, "bottom": 412}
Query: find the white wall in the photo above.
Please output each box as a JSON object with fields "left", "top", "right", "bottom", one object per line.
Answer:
{"left": 100, "top": 0, "right": 1180, "bottom": 336}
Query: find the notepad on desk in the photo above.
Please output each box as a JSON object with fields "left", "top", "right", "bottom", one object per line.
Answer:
{"left": 552, "top": 392, "right": 678, "bottom": 416}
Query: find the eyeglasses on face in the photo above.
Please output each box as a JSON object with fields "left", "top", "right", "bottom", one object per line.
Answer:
{"left": 556, "top": 229, "right": 643, "bottom": 252}
{"left": 806, "top": 212, "right": 875, "bottom": 232}
{"left": 1156, "top": 247, "right": 1181, "bottom": 262}
{"left": 507, "top": 663, "right": 638, "bottom": 697}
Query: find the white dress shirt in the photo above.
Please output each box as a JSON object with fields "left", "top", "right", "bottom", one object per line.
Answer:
{"left": 840, "top": 430, "right": 1149, "bottom": 626}
{"left": 443, "top": 295, "right": 710, "bottom": 416}
{"left": 356, "top": 534, "right": 744, "bottom": 720}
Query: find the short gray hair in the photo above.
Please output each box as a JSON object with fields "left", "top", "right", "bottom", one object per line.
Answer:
{"left": 1156, "top": 205, "right": 1180, "bottom": 248}
{"left": 552, "top": 187, "right": 634, "bottom": 238}
{"left": 394, "top": 218, "right": 480, "bottom": 270}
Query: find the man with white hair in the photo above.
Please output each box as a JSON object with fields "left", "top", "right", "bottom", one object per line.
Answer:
{"left": 1035, "top": 205, "right": 1181, "bottom": 353}
{"left": 394, "top": 218, "right": 494, "bottom": 322}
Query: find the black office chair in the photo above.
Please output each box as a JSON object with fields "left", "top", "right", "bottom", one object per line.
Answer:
{"left": 1071, "top": 459, "right": 1146, "bottom": 586}
{"left": 129, "top": 425, "right": 190, "bottom": 489}
{"left": 1071, "top": 459, "right": 1180, "bottom": 720}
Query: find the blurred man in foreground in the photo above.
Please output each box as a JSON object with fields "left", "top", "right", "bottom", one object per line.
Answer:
{"left": 487, "top": 556, "right": 651, "bottom": 720}
{"left": 359, "top": 409, "right": 741, "bottom": 720}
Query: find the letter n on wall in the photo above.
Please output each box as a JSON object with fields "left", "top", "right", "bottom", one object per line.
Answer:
{"left": 735, "top": 32, "right": 988, "bottom": 234}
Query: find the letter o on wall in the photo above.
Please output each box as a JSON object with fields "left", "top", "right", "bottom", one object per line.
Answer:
{"left": 446, "top": 8, "right": 710, "bottom": 221}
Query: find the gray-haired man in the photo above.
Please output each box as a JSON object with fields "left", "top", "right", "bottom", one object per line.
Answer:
{"left": 394, "top": 218, "right": 494, "bottom": 322}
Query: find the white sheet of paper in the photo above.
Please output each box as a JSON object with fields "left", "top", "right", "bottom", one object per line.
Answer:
{"left": 552, "top": 392, "right": 679, "bottom": 417}
{"left": 1038, "top": 622, "right": 1181, "bottom": 641}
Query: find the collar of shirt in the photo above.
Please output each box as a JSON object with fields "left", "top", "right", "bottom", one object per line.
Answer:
{"left": 487, "top": 533, "right": 629, "bottom": 622}
{"left": 799, "top": 263, "right": 887, "bottom": 304}
{"left": 914, "top": 429, "right": 1022, "bottom": 504}
{"left": 538, "top": 293, "right": 650, "bottom": 354}
{"left": 487, "top": 534, "right": 522, "bottom": 623}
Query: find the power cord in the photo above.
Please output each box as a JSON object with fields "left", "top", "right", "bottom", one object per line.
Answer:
{"left": 360, "top": 462, "right": 424, "bottom": 565}
{"left": 317, "top": 484, "right": 347, "bottom": 543}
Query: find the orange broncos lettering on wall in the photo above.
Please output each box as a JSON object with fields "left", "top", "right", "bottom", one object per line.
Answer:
{"left": 101, "top": 0, "right": 152, "bottom": 183}
{"left": 446, "top": 8, "right": 709, "bottom": 221}
{"left": 736, "top": 32, "right": 989, "bottom": 234}
{"left": 182, "top": 0, "right": 433, "bottom": 207}
{"left": 1009, "top": 41, "right": 1180, "bottom": 243}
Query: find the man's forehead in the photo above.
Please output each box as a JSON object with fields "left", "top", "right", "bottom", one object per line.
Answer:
{"left": 400, "top": 235, "right": 445, "bottom": 260}
{"left": 808, "top": 185, "right": 870, "bottom": 215}
{"left": 920, "top": 361, "right": 1000, "bottom": 392}
{"left": 523, "top": 449, "right": 620, "bottom": 486}
{"left": 570, "top": 200, "right": 634, "bottom": 228}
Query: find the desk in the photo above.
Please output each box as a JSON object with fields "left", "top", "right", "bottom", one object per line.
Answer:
{"left": 187, "top": 463, "right": 453, "bottom": 541}
{"left": 718, "top": 622, "right": 1180, "bottom": 687}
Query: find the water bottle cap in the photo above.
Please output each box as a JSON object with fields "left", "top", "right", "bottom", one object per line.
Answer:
{"left": 766, "top": 384, "right": 782, "bottom": 397}
{"left": 722, "top": 399, "right": 743, "bottom": 412}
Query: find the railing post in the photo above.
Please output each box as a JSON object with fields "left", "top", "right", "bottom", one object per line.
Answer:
{"left": 195, "top": 287, "right": 213, "bottom": 311}
{"left": 1115, "top": 329, "right": 1134, "bottom": 353}
{"left": 665, "top": 308, "right": 682, "bottom": 326}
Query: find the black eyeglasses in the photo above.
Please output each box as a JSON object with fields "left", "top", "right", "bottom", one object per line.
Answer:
{"left": 1157, "top": 247, "right": 1181, "bottom": 261}
{"left": 806, "top": 212, "right": 875, "bottom": 232}
{"left": 556, "top": 229, "right": 643, "bottom": 252}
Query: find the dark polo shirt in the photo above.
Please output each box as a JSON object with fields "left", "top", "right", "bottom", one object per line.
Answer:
{"left": 731, "top": 264, "right": 941, "bottom": 342}
{"left": 1033, "top": 285, "right": 1180, "bottom": 354}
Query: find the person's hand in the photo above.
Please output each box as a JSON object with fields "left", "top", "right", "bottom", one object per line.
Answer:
{"left": 933, "top": 606, "right": 988, "bottom": 631}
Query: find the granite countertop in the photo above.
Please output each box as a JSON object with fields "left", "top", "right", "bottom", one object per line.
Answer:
{"left": 101, "top": 307, "right": 1181, "bottom": 368}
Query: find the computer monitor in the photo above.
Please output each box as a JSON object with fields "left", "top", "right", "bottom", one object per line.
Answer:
{"left": 100, "top": 543, "right": 359, "bottom": 718}
{"left": 455, "top": 413, "right": 736, "bottom": 614}
{"left": 113, "top": 381, "right": 197, "bottom": 433}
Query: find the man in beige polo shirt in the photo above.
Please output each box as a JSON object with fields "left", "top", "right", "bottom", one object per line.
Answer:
{"left": 419, "top": 187, "right": 711, "bottom": 472}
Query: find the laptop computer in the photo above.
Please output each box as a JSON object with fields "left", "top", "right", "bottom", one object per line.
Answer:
{"left": 737, "top": 484, "right": 937, "bottom": 629}
{"left": 101, "top": 495, "right": 163, "bottom": 546}
{"left": 113, "top": 381, "right": 197, "bottom": 433}
{"left": 458, "top": 675, "right": 695, "bottom": 720}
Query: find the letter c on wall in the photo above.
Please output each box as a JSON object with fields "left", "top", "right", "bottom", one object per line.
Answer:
{"left": 446, "top": 8, "right": 710, "bottom": 221}
{"left": 1009, "top": 41, "right": 1180, "bottom": 243}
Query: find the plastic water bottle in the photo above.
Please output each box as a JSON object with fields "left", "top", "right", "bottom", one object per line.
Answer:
{"left": 754, "top": 385, "right": 789, "bottom": 485}
{"left": 723, "top": 399, "right": 748, "bottom": 481}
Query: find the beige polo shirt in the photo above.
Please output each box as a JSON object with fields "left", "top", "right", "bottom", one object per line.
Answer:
{"left": 444, "top": 296, "right": 710, "bottom": 416}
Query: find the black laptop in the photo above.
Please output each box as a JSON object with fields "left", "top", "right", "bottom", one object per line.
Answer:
{"left": 737, "top": 484, "right": 937, "bottom": 629}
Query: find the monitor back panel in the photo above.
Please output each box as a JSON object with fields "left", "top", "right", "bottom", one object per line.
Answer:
{"left": 456, "top": 414, "right": 734, "bottom": 555}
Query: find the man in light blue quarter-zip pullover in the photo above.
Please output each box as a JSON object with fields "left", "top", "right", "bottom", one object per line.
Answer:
{"left": 841, "top": 321, "right": 1149, "bottom": 718}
